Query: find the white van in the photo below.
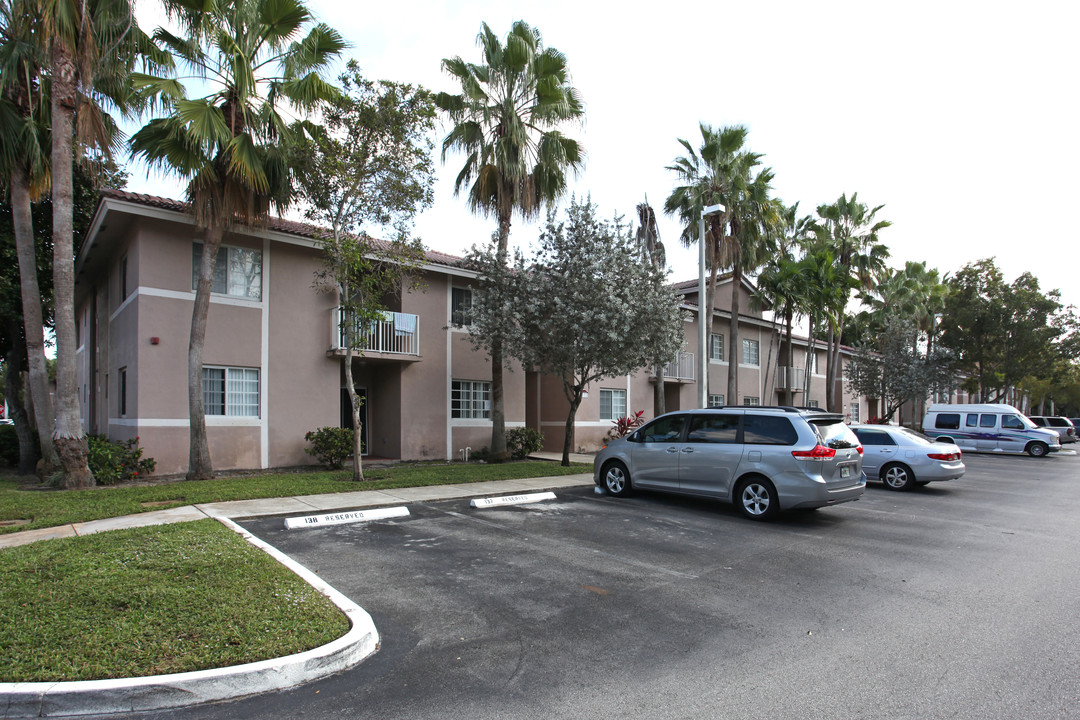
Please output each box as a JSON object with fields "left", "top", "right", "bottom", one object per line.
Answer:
{"left": 922, "top": 403, "right": 1061, "bottom": 457}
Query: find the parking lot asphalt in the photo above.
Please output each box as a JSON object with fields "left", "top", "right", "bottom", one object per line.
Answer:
{"left": 89, "top": 450, "right": 1080, "bottom": 720}
{"left": 10, "top": 451, "right": 1080, "bottom": 719}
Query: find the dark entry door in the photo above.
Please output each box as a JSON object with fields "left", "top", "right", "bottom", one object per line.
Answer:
{"left": 340, "top": 388, "right": 369, "bottom": 456}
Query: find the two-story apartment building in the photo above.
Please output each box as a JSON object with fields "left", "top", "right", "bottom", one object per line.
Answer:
{"left": 74, "top": 189, "right": 872, "bottom": 475}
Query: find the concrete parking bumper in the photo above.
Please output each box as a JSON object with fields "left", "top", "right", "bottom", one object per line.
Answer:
{"left": 0, "top": 467, "right": 594, "bottom": 716}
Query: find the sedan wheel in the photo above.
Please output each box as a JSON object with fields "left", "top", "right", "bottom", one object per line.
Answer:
{"left": 736, "top": 477, "right": 779, "bottom": 521}
{"left": 882, "top": 463, "right": 914, "bottom": 491}
{"left": 602, "top": 461, "right": 632, "bottom": 497}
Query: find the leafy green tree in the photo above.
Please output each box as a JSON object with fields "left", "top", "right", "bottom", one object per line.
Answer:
{"left": 477, "top": 197, "right": 684, "bottom": 466}
{"left": 436, "top": 20, "right": 585, "bottom": 460}
{"left": 813, "top": 193, "right": 890, "bottom": 412}
{"left": 291, "top": 61, "right": 436, "bottom": 481}
{"left": 131, "top": 0, "right": 345, "bottom": 481}
{"left": 941, "top": 258, "right": 1078, "bottom": 404}
{"left": 847, "top": 316, "right": 953, "bottom": 423}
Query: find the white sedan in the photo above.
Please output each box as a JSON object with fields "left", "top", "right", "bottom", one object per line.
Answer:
{"left": 851, "top": 425, "right": 965, "bottom": 491}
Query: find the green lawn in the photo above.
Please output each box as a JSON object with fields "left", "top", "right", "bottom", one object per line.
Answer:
{"left": 0, "top": 520, "right": 349, "bottom": 682}
{"left": 0, "top": 460, "right": 590, "bottom": 535}
{"left": 0, "top": 460, "right": 590, "bottom": 683}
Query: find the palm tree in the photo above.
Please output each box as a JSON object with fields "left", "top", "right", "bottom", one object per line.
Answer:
{"left": 637, "top": 199, "right": 667, "bottom": 415}
{"left": 665, "top": 125, "right": 760, "bottom": 405}
{"left": 814, "top": 193, "right": 890, "bottom": 412}
{"left": 131, "top": 0, "right": 345, "bottom": 481}
{"left": 0, "top": 0, "right": 61, "bottom": 473}
{"left": 436, "top": 21, "right": 584, "bottom": 459}
{"left": 34, "top": 0, "right": 160, "bottom": 487}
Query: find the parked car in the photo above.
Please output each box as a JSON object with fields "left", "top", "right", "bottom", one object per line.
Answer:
{"left": 593, "top": 406, "right": 865, "bottom": 521}
{"left": 1026, "top": 416, "right": 1077, "bottom": 444}
{"left": 922, "top": 403, "right": 1061, "bottom": 457}
{"left": 851, "top": 425, "right": 965, "bottom": 490}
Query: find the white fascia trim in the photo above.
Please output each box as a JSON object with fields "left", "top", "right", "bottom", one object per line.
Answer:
{"left": 109, "top": 417, "right": 262, "bottom": 428}
{"left": 541, "top": 421, "right": 612, "bottom": 428}
{"left": 451, "top": 420, "right": 526, "bottom": 428}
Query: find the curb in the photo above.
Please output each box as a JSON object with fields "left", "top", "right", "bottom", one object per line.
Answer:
{"left": 0, "top": 517, "right": 379, "bottom": 718}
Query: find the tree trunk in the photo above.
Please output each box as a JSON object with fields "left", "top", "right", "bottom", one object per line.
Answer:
{"left": 488, "top": 215, "right": 511, "bottom": 460}
{"left": 784, "top": 310, "right": 794, "bottom": 405}
{"left": 653, "top": 365, "right": 665, "bottom": 416}
{"left": 51, "top": 40, "right": 94, "bottom": 489}
{"left": 561, "top": 384, "right": 584, "bottom": 467}
{"left": 9, "top": 164, "right": 61, "bottom": 472}
{"left": 187, "top": 225, "right": 224, "bottom": 481}
{"left": 825, "top": 327, "right": 836, "bottom": 412}
{"left": 342, "top": 312, "right": 365, "bottom": 481}
{"left": 4, "top": 335, "right": 37, "bottom": 475}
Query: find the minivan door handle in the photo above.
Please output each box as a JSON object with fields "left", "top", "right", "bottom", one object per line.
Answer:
{"left": 681, "top": 447, "right": 694, "bottom": 454}
{"left": 666, "top": 446, "right": 679, "bottom": 454}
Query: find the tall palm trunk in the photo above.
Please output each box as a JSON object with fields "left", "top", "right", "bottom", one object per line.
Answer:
{"left": 9, "top": 164, "right": 61, "bottom": 472}
{"left": 187, "top": 224, "right": 224, "bottom": 481}
{"left": 487, "top": 213, "right": 511, "bottom": 460}
{"left": 50, "top": 40, "right": 93, "bottom": 488}
{"left": 727, "top": 253, "right": 741, "bottom": 404}
{"left": 784, "top": 309, "right": 794, "bottom": 405}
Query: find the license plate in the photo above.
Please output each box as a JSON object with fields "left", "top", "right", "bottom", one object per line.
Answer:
{"left": 841, "top": 466, "right": 851, "bottom": 478}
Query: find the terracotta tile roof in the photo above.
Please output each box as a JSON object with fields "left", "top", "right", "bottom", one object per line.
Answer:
{"left": 98, "top": 188, "right": 467, "bottom": 268}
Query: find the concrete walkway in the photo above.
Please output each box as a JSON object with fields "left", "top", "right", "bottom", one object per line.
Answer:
{"left": 0, "top": 462, "right": 595, "bottom": 717}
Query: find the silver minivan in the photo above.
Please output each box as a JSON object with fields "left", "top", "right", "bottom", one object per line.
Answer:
{"left": 922, "top": 403, "right": 1061, "bottom": 457}
{"left": 593, "top": 407, "right": 865, "bottom": 521}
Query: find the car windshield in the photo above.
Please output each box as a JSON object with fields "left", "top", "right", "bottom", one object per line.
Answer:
{"left": 812, "top": 419, "right": 860, "bottom": 449}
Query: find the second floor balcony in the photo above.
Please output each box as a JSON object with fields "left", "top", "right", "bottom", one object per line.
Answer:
{"left": 330, "top": 307, "right": 420, "bottom": 359}
{"left": 654, "top": 351, "right": 695, "bottom": 382}
{"left": 775, "top": 366, "right": 806, "bottom": 391}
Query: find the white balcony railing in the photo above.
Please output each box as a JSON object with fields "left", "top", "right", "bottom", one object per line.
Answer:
{"left": 332, "top": 308, "right": 419, "bottom": 356}
{"left": 775, "top": 366, "right": 806, "bottom": 391}
{"left": 656, "top": 351, "right": 694, "bottom": 381}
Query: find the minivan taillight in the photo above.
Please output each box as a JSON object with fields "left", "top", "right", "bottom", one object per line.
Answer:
{"left": 792, "top": 445, "right": 836, "bottom": 459}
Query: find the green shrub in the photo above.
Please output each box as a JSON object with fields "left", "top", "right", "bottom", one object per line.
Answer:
{"left": 506, "top": 427, "right": 544, "bottom": 459}
{"left": 87, "top": 435, "right": 156, "bottom": 485}
{"left": 304, "top": 427, "right": 354, "bottom": 469}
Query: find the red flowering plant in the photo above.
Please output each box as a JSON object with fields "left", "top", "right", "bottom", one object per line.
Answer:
{"left": 608, "top": 410, "right": 646, "bottom": 441}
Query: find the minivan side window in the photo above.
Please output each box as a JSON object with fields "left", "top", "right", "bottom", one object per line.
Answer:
{"left": 980, "top": 414, "right": 997, "bottom": 428}
{"left": 743, "top": 415, "right": 798, "bottom": 446}
{"left": 1001, "top": 415, "right": 1024, "bottom": 430}
{"left": 639, "top": 416, "right": 687, "bottom": 444}
{"left": 966, "top": 414, "right": 979, "bottom": 428}
{"left": 687, "top": 414, "right": 740, "bottom": 443}
{"left": 936, "top": 413, "right": 960, "bottom": 430}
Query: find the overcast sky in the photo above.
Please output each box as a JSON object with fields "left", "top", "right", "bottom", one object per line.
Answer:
{"left": 129, "top": 0, "right": 1080, "bottom": 311}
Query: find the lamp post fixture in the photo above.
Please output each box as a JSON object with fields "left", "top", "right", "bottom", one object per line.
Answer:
{"left": 698, "top": 203, "right": 725, "bottom": 408}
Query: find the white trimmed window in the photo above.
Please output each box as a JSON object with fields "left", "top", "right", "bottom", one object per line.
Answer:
{"left": 452, "top": 380, "right": 490, "bottom": 419}
{"left": 708, "top": 394, "right": 725, "bottom": 408}
{"left": 192, "top": 243, "right": 262, "bottom": 300}
{"left": 742, "top": 338, "right": 760, "bottom": 366}
{"left": 204, "top": 367, "right": 260, "bottom": 417}
{"left": 807, "top": 400, "right": 820, "bottom": 408}
{"left": 600, "top": 388, "right": 627, "bottom": 421}
{"left": 743, "top": 396, "right": 760, "bottom": 406}
{"left": 849, "top": 402, "right": 861, "bottom": 422}
{"left": 709, "top": 333, "right": 724, "bottom": 362}
{"left": 451, "top": 287, "right": 473, "bottom": 327}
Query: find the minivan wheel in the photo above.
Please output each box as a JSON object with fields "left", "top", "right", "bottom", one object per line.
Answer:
{"left": 1027, "top": 442, "right": 1049, "bottom": 458}
{"left": 881, "top": 463, "right": 915, "bottom": 491}
{"left": 602, "top": 461, "right": 633, "bottom": 497}
{"left": 735, "top": 477, "right": 779, "bottom": 521}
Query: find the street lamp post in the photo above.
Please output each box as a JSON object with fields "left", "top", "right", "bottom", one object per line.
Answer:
{"left": 698, "top": 203, "right": 725, "bottom": 408}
